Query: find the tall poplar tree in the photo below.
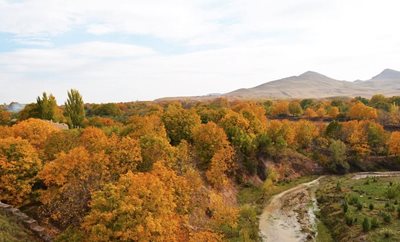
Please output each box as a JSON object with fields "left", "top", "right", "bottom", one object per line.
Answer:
{"left": 64, "top": 89, "right": 85, "bottom": 128}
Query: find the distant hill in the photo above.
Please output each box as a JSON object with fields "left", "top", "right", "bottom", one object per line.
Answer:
{"left": 5, "top": 102, "right": 25, "bottom": 113}
{"left": 225, "top": 69, "right": 400, "bottom": 99}
{"left": 157, "top": 69, "right": 400, "bottom": 101}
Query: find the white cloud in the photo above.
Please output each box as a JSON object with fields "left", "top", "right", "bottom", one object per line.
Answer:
{"left": 0, "top": 0, "right": 400, "bottom": 103}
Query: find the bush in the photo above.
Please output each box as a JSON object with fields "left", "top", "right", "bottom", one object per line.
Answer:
{"left": 343, "top": 201, "right": 348, "bottom": 213}
{"left": 397, "top": 206, "right": 400, "bottom": 219}
{"left": 382, "top": 213, "right": 392, "bottom": 223}
{"left": 369, "top": 203, "right": 374, "bottom": 210}
{"left": 356, "top": 201, "right": 363, "bottom": 211}
{"left": 362, "top": 217, "right": 370, "bottom": 232}
{"left": 345, "top": 214, "right": 354, "bottom": 226}
{"left": 371, "top": 217, "right": 379, "bottom": 229}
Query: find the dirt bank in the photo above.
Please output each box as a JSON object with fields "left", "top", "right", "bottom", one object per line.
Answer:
{"left": 259, "top": 177, "right": 322, "bottom": 242}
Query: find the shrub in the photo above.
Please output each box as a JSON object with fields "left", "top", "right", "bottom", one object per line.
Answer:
{"left": 356, "top": 201, "right": 363, "bottom": 211}
{"left": 362, "top": 218, "right": 370, "bottom": 232}
{"left": 343, "top": 201, "right": 348, "bottom": 213}
{"left": 371, "top": 217, "right": 379, "bottom": 229}
{"left": 369, "top": 203, "right": 374, "bottom": 210}
{"left": 345, "top": 214, "right": 354, "bottom": 226}
{"left": 382, "top": 213, "right": 392, "bottom": 223}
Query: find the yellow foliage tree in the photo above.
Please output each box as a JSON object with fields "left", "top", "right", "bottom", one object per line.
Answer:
{"left": 271, "top": 101, "right": 289, "bottom": 117}
{"left": 0, "top": 137, "right": 41, "bottom": 206}
{"left": 39, "top": 147, "right": 110, "bottom": 228}
{"left": 348, "top": 102, "right": 378, "bottom": 120}
{"left": 206, "top": 146, "right": 235, "bottom": 189}
{"left": 82, "top": 171, "right": 182, "bottom": 242}
{"left": 11, "top": 118, "right": 60, "bottom": 150}
{"left": 192, "top": 122, "right": 231, "bottom": 170}
{"left": 303, "top": 108, "right": 317, "bottom": 119}
{"left": 189, "top": 231, "right": 224, "bottom": 242}
{"left": 389, "top": 131, "right": 400, "bottom": 156}
{"left": 328, "top": 106, "right": 340, "bottom": 119}
{"left": 162, "top": 104, "right": 201, "bottom": 145}
{"left": 107, "top": 135, "right": 142, "bottom": 179}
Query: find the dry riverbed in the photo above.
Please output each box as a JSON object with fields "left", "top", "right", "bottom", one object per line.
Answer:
{"left": 259, "top": 172, "right": 400, "bottom": 242}
{"left": 259, "top": 177, "right": 322, "bottom": 242}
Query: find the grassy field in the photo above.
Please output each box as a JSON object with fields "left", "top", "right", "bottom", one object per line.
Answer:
{"left": 0, "top": 212, "right": 38, "bottom": 242}
{"left": 316, "top": 175, "right": 400, "bottom": 242}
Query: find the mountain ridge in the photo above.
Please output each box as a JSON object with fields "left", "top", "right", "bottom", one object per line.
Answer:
{"left": 156, "top": 69, "right": 400, "bottom": 101}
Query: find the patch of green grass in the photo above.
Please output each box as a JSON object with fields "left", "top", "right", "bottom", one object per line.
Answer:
{"left": 316, "top": 175, "right": 400, "bottom": 242}
{"left": 316, "top": 221, "right": 334, "bottom": 242}
{"left": 0, "top": 213, "right": 38, "bottom": 242}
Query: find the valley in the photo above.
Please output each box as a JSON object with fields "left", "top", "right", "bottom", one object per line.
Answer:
{"left": 259, "top": 172, "right": 400, "bottom": 242}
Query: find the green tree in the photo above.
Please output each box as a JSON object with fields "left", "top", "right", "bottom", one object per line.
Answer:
{"left": 36, "top": 92, "right": 61, "bottom": 121}
{"left": 64, "top": 89, "right": 85, "bottom": 128}
{"left": 162, "top": 103, "right": 201, "bottom": 145}
{"left": 288, "top": 101, "right": 303, "bottom": 117}
{"left": 329, "top": 139, "right": 349, "bottom": 173}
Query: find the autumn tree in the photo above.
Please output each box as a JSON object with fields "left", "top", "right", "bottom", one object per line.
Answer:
{"left": 162, "top": 103, "right": 201, "bottom": 145}
{"left": 11, "top": 118, "right": 60, "bottom": 150}
{"left": 294, "top": 120, "right": 318, "bottom": 149}
{"left": 79, "top": 127, "right": 109, "bottom": 153}
{"left": 219, "top": 110, "right": 253, "bottom": 154}
{"left": 389, "top": 131, "right": 400, "bottom": 156}
{"left": 122, "top": 115, "right": 167, "bottom": 139}
{"left": 189, "top": 231, "right": 224, "bottom": 242}
{"left": 348, "top": 102, "right": 378, "bottom": 120}
{"left": 0, "top": 108, "right": 11, "bottom": 125}
{"left": 43, "top": 129, "right": 81, "bottom": 161}
{"left": 39, "top": 147, "right": 110, "bottom": 228}
{"left": 265, "top": 120, "right": 296, "bottom": 149}
{"left": 64, "top": 89, "right": 85, "bottom": 128}
{"left": 303, "top": 108, "right": 317, "bottom": 119}
{"left": 208, "top": 191, "right": 239, "bottom": 232}
{"left": 288, "top": 101, "right": 303, "bottom": 117}
{"left": 192, "top": 122, "right": 231, "bottom": 170}
{"left": 0, "top": 137, "right": 41, "bottom": 206}
{"left": 107, "top": 136, "right": 142, "bottom": 179}
{"left": 316, "top": 107, "right": 326, "bottom": 118}
{"left": 328, "top": 106, "right": 340, "bottom": 119}
{"left": 271, "top": 101, "right": 289, "bottom": 117}
{"left": 139, "top": 134, "right": 175, "bottom": 171}
{"left": 231, "top": 102, "right": 267, "bottom": 134}
{"left": 82, "top": 171, "right": 182, "bottom": 242}
{"left": 206, "top": 146, "right": 235, "bottom": 189}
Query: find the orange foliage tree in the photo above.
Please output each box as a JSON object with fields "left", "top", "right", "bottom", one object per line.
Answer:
{"left": 348, "top": 102, "right": 378, "bottom": 120}
{"left": 388, "top": 131, "right": 400, "bottom": 156}
{"left": 11, "top": 118, "right": 60, "bottom": 150}
{"left": 0, "top": 137, "right": 41, "bottom": 206}
{"left": 271, "top": 101, "right": 289, "bottom": 117}
{"left": 38, "top": 147, "right": 110, "bottom": 228}
{"left": 192, "top": 122, "right": 231, "bottom": 170}
{"left": 82, "top": 169, "right": 184, "bottom": 242}
{"left": 162, "top": 104, "right": 201, "bottom": 145}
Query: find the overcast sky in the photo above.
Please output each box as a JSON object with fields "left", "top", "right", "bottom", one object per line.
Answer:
{"left": 1, "top": 0, "right": 400, "bottom": 103}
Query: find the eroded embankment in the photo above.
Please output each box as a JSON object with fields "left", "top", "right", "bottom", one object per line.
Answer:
{"left": 259, "top": 177, "right": 322, "bottom": 242}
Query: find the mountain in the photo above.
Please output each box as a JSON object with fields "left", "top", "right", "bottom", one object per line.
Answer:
{"left": 6, "top": 102, "right": 25, "bottom": 113}
{"left": 356, "top": 69, "right": 400, "bottom": 96}
{"left": 224, "top": 69, "right": 400, "bottom": 99}
{"left": 156, "top": 69, "right": 400, "bottom": 101}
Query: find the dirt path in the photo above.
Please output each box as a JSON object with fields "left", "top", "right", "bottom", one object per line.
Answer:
{"left": 259, "top": 171, "right": 400, "bottom": 242}
{"left": 259, "top": 177, "right": 322, "bottom": 242}
{"left": 351, "top": 171, "right": 400, "bottom": 180}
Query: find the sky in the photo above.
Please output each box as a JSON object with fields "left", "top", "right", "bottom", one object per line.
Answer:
{"left": 1, "top": 0, "right": 400, "bottom": 103}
